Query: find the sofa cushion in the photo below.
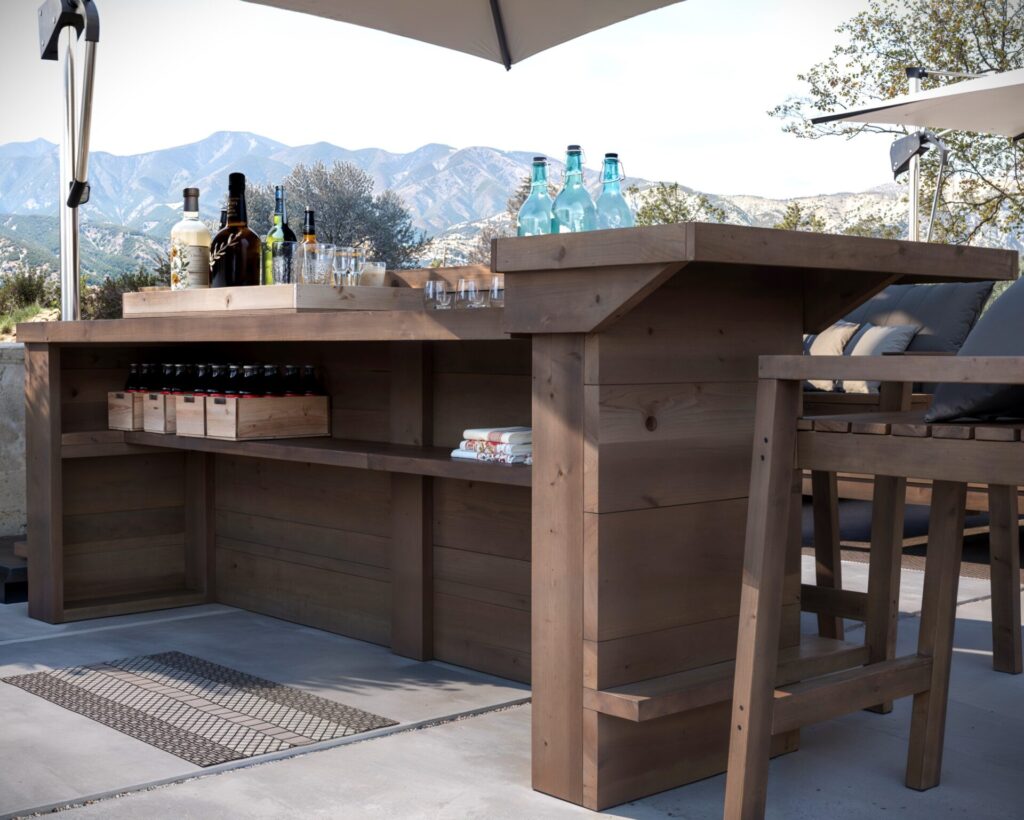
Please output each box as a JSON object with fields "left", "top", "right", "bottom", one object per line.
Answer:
{"left": 841, "top": 323, "right": 920, "bottom": 394}
{"left": 926, "top": 279, "right": 1024, "bottom": 422}
{"left": 805, "top": 321, "right": 860, "bottom": 391}
{"left": 843, "top": 281, "right": 994, "bottom": 355}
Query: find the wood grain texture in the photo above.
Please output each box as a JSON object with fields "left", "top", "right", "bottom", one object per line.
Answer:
{"left": 986, "top": 484, "right": 1022, "bottom": 675}
{"left": 810, "top": 471, "right": 844, "bottom": 639}
{"left": 531, "top": 333, "right": 586, "bottom": 804}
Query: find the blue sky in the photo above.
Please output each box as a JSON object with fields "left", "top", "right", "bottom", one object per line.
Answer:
{"left": 0, "top": 0, "right": 895, "bottom": 198}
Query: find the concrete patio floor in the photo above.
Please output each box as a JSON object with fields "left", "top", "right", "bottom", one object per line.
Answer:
{"left": 1, "top": 557, "right": 1022, "bottom": 819}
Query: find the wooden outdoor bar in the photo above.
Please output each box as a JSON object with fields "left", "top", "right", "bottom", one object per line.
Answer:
{"left": 17, "top": 224, "right": 1016, "bottom": 810}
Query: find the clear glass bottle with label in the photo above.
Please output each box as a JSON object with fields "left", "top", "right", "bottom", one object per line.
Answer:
{"left": 169, "top": 187, "right": 211, "bottom": 289}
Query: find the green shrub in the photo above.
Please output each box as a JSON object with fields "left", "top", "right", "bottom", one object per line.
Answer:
{"left": 0, "top": 265, "right": 58, "bottom": 313}
{"left": 0, "top": 303, "right": 44, "bottom": 335}
{"left": 82, "top": 265, "right": 166, "bottom": 320}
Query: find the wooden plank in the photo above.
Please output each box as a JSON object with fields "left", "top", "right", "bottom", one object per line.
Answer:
{"left": 584, "top": 605, "right": 801, "bottom": 691}
{"left": 62, "top": 454, "right": 185, "bottom": 515}
{"left": 184, "top": 452, "right": 215, "bottom": 598}
{"left": 434, "top": 546, "right": 529, "bottom": 600}
{"left": 584, "top": 381, "right": 757, "bottom": 513}
{"left": 772, "top": 656, "right": 933, "bottom": 734}
{"left": 391, "top": 474, "right": 433, "bottom": 660}
{"left": 800, "top": 585, "right": 868, "bottom": 621}
{"left": 25, "top": 343, "right": 62, "bottom": 621}
{"left": 907, "top": 480, "right": 967, "bottom": 790}
{"left": 65, "top": 537, "right": 187, "bottom": 602}
{"left": 432, "top": 372, "right": 531, "bottom": 448}
{"left": 531, "top": 333, "right": 586, "bottom": 804}
{"left": 986, "top": 484, "right": 1022, "bottom": 675}
{"left": 16, "top": 308, "right": 510, "bottom": 344}
{"left": 761, "top": 355, "right": 1024, "bottom": 385}
{"left": 931, "top": 424, "right": 973, "bottom": 440}
{"left": 584, "top": 268, "right": 802, "bottom": 385}
{"left": 433, "top": 479, "right": 531, "bottom": 561}
{"left": 61, "top": 589, "right": 208, "bottom": 622}
{"left": 504, "top": 262, "right": 685, "bottom": 335}
{"left": 493, "top": 223, "right": 1015, "bottom": 281}
{"left": 810, "top": 470, "right": 844, "bottom": 639}
{"left": 585, "top": 636, "right": 868, "bottom": 723}
{"left": 802, "top": 269, "right": 899, "bottom": 332}
{"left": 583, "top": 498, "right": 799, "bottom": 642}
{"left": 215, "top": 536, "right": 390, "bottom": 583}
{"left": 812, "top": 419, "right": 850, "bottom": 433}
{"left": 723, "top": 378, "right": 801, "bottom": 820}
{"left": 798, "top": 432, "right": 1024, "bottom": 486}
{"left": 433, "top": 592, "right": 530, "bottom": 683}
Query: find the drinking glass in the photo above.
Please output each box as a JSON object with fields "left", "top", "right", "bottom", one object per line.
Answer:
{"left": 299, "top": 243, "right": 335, "bottom": 284}
{"left": 271, "top": 241, "right": 299, "bottom": 284}
{"left": 427, "top": 280, "right": 452, "bottom": 310}
{"left": 489, "top": 275, "right": 505, "bottom": 308}
{"left": 456, "top": 278, "right": 474, "bottom": 309}
{"left": 352, "top": 248, "right": 367, "bottom": 283}
{"left": 334, "top": 247, "right": 354, "bottom": 286}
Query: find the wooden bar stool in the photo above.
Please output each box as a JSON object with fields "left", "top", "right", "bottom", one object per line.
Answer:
{"left": 724, "top": 355, "right": 1024, "bottom": 819}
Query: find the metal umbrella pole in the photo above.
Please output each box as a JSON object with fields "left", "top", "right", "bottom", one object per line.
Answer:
{"left": 38, "top": 0, "right": 99, "bottom": 321}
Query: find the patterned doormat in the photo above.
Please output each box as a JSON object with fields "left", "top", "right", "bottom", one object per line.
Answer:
{"left": 2, "top": 651, "right": 397, "bottom": 767}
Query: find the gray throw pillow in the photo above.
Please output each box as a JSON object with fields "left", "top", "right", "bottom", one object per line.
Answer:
{"left": 805, "top": 321, "right": 860, "bottom": 391}
{"left": 841, "top": 323, "right": 920, "bottom": 394}
{"left": 926, "top": 278, "right": 1024, "bottom": 421}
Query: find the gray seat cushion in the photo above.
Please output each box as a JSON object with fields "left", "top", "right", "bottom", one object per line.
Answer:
{"left": 843, "top": 281, "right": 994, "bottom": 354}
{"left": 925, "top": 278, "right": 1024, "bottom": 422}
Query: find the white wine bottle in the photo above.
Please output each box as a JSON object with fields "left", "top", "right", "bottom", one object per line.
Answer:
{"left": 170, "top": 187, "right": 211, "bottom": 289}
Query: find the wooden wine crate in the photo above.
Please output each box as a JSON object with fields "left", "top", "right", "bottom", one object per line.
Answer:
{"left": 107, "top": 391, "right": 144, "bottom": 431}
{"left": 174, "top": 395, "right": 206, "bottom": 438}
{"left": 143, "top": 393, "right": 177, "bottom": 434}
{"left": 205, "top": 396, "right": 330, "bottom": 441}
{"left": 122, "top": 284, "right": 423, "bottom": 318}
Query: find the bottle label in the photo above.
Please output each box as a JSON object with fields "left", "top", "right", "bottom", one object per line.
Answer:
{"left": 171, "top": 240, "right": 211, "bottom": 290}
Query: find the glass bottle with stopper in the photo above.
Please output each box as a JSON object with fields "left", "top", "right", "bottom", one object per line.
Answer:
{"left": 552, "top": 145, "right": 597, "bottom": 234}
{"left": 169, "top": 187, "right": 211, "bottom": 290}
{"left": 517, "top": 156, "right": 554, "bottom": 237}
{"left": 595, "top": 153, "right": 635, "bottom": 230}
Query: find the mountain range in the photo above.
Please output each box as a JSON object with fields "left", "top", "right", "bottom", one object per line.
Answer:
{"left": 0, "top": 130, "right": 1007, "bottom": 276}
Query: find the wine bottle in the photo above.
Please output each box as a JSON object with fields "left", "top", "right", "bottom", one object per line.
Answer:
{"left": 302, "top": 207, "right": 317, "bottom": 244}
{"left": 169, "top": 188, "right": 211, "bottom": 289}
{"left": 517, "top": 156, "right": 554, "bottom": 236}
{"left": 211, "top": 172, "right": 262, "bottom": 287}
{"left": 595, "top": 153, "right": 635, "bottom": 230}
{"left": 263, "top": 185, "right": 298, "bottom": 284}
{"left": 552, "top": 145, "right": 597, "bottom": 233}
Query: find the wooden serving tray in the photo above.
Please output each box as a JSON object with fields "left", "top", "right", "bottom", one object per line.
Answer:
{"left": 122, "top": 284, "right": 424, "bottom": 318}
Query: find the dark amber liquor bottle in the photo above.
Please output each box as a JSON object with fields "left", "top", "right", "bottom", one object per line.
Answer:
{"left": 211, "top": 173, "right": 262, "bottom": 287}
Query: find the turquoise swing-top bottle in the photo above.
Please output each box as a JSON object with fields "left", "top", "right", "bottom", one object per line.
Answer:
{"left": 552, "top": 145, "right": 597, "bottom": 234}
{"left": 517, "top": 156, "right": 554, "bottom": 237}
{"left": 596, "top": 153, "right": 635, "bottom": 229}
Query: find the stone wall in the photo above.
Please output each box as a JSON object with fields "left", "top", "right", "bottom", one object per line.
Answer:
{"left": 0, "top": 343, "right": 26, "bottom": 536}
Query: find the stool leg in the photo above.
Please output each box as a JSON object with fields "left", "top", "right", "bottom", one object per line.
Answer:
{"left": 811, "top": 470, "right": 844, "bottom": 640}
{"left": 865, "top": 473, "right": 907, "bottom": 713}
{"left": 724, "top": 379, "right": 800, "bottom": 820}
{"left": 987, "top": 484, "right": 1022, "bottom": 675}
{"left": 906, "top": 480, "right": 966, "bottom": 791}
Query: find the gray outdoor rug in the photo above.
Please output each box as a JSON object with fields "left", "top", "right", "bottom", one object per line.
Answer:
{"left": 2, "top": 651, "right": 397, "bottom": 766}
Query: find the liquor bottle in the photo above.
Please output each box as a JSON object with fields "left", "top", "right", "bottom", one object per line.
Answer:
{"left": 595, "top": 153, "right": 635, "bottom": 230}
{"left": 302, "top": 208, "right": 317, "bottom": 244}
{"left": 211, "top": 173, "right": 262, "bottom": 287}
{"left": 552, "top": 145, "right": 597, "bottom": 233}
{"left": 517, "top": 157, "right": 554, "bottom": 237}
{"left": 263, "top": 185, "right": 298, "bottom": 285}
{"left": 169, "top": 188, "right": 211, "bottom": 289}
{"left": 124, "top": 363, "right": 141, "bottom": 392}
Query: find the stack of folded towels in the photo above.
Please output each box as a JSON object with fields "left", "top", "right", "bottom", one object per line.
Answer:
{"left": 450, "top": 426, "right": 532, "bottom": 466}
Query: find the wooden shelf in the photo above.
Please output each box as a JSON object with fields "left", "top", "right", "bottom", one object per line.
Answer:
{"left": 61, "top": 430, "right": 532, "bottom": 487}
{"left": 583, "top": 636, "right": 869, "bottom": 723}
{"left": 62, "top": 588, "right": 209, "bottom": 622}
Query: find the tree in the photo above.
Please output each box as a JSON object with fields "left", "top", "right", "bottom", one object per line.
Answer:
{"left": 773, "top": 202, "right": 827, "bottom": 232}
{"left": 247, "top": 161, "right": 427, "bottom": 268}
{"left": 772, "top": 0, "right": 1024, "bottom": 245}
{"left": 627, "top": 182, "right": 727, "bottom": 226}
{"left": 842, "top": 214, "right": 904, "bottom": 240}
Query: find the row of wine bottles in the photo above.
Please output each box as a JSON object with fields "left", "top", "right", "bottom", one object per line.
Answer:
{"left": 168, "top": 173, "right": 319, "bottom": 290}
{"left": 123, "top": 362, "right": 325, "bottom": 397}
{"left": 517, "top": 146, "right": 635, "bottom": 236}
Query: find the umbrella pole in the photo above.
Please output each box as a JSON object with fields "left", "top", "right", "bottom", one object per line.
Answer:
{"left": 58, "top": 25, "right": 80, "bottom": 321}
{"left": 908, "top": 73, "right": 921, "bottom": 242}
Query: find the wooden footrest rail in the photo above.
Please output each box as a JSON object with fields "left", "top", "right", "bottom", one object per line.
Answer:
{"left": 800, "top": 584, "right": 868, "bottom": 622}
{"left": 585, "top": 636, "right": 868, "bottom": 723}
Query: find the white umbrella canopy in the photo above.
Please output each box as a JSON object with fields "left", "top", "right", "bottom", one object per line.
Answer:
{"left": 243, "top": 0, "right": 685, "bottom": 69}
{"left": 811, "top": 68, "right": 1024, "bottom": 139}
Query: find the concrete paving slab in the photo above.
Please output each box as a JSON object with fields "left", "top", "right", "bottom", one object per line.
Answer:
{"left": 0, "top": 606, "right": 526, "bottom": 818}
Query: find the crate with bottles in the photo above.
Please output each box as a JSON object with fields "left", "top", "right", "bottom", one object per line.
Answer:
{"left": 516, "top": 146, "right": 635, "bottom": 236}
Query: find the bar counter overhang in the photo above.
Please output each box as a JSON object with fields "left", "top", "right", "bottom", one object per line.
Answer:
{"left": 17, "top": 223, "right": 1016, "bottom": 810}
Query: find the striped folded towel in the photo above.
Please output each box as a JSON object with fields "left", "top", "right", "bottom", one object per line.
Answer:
{"left": 458, "top": 439, "right": 532, "bottom": 456}
{"left": 461, "top": 426, "right": 532, "bottom": 445}
{"left": 450, "top": 448, "right": 530, "bottom": 465}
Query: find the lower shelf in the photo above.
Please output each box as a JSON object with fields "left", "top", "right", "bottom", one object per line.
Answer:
{"left": 62, "top": 588, "right": 210, "bottom": 622}
{"left": 584, "top": 635, "right": 870, "bottom": 722}
{"left": 61, "top": 430, "right": 532, "bottom": 487}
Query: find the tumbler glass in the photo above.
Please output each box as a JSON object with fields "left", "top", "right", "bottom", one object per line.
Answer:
{"left": 271, "top": 241, "right": 299, "bottom": 284}
{"left": 299, "top": 243, "right": 335, "bottom": 284}
{"left": 334, "top": 247, "right": 355, "bottom": 286}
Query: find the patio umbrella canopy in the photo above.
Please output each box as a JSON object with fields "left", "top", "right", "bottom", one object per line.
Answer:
{"left": 811, "top": 68, "right": 1024, "bottom": 138}
{"left": 242, "top": 0, "right": 685, "bottom": 68}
